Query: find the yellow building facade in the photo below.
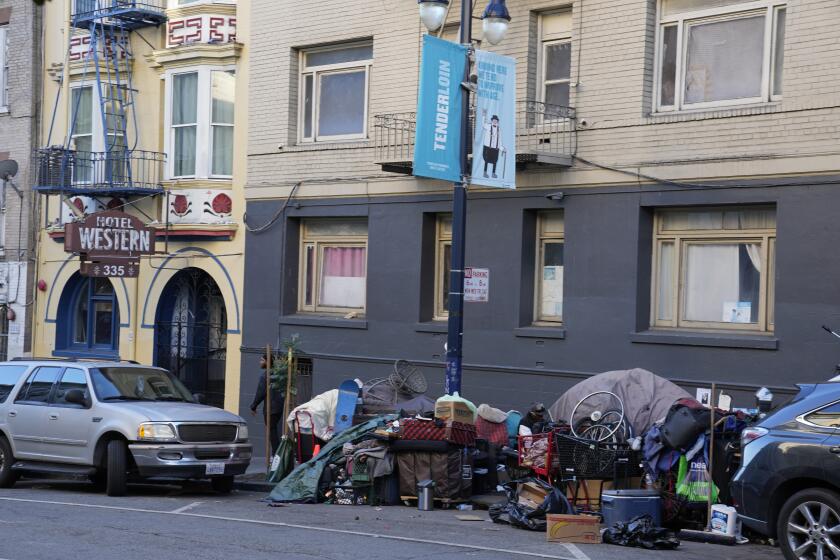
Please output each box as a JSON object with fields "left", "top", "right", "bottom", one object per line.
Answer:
{"left": 31, "top": 0, "right": 249, "bottom": 413}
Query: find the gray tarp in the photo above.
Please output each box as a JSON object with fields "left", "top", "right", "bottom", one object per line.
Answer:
{"left": 548, "top": 369, "right": 691, "bottom": 437}
{"left": 268, "top": 415, "right": 396, "bottom": 503}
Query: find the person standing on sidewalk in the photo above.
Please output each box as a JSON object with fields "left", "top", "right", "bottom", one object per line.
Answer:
{"left": 250, "top": 355, "right": 285, "bottom": 454}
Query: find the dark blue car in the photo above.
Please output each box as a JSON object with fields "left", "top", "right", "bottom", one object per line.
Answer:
{"left": 731, "top": 381, "right": 840, "bottom": 560}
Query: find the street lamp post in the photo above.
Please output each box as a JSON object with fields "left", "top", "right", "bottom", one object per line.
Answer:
{"left": 418, "top": 0, "right": 510, "bottom": 395}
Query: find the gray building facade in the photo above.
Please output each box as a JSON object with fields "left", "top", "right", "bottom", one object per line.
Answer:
{"left": 0, "top": 0, "right": 40, "bottom": 359}
{"left": 241, "top": 0, "right": 840, "bottom": 453}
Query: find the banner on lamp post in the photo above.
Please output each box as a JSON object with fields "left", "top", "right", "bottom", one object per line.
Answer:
{"left": 413, "top": 35, "right": 468, "bottom": 183}
{"left": 471, "top": 49, "right": 516, "bottom": 189}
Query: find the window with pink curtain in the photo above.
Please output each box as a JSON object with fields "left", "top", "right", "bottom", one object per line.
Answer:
{"left": 319, "top": 246, "right": 366, "bottom": 309}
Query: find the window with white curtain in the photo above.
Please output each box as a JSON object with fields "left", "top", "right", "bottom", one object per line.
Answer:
{"left": 299, "top": 219, "right": 368, "bottom": 314}
{"left": 656, "top": 0, "right": 786, "bottom": 111}
{"left": 0, "top": 25, "right": 8, "bottom": 111}
{"left": 539, "top": 11, "right": 572, "bottom": 110}
{"left": 166, "top": 67, "right": 235, "bottom": 179}
{"left": 652, "top": 206, "right": 776, "bottom": 332}
{"left": 299, "top": 42, "right": 372, "bottom": 143}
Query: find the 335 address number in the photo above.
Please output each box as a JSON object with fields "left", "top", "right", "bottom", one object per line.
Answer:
{"left": 102, "top": 265, "right": 125, "bottom": 276}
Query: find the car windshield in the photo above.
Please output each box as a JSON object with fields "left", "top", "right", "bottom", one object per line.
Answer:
{"left": 91, "top": 367, "right": 194, "bottom": 403}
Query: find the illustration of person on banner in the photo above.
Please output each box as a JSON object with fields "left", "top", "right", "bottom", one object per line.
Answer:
{"left": 479, "top": 109, "right": 507, "bottom": 179}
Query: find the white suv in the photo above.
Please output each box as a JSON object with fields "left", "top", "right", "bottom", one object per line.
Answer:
{"left": 0, "top": 360, "right": 252, "bottom": 496}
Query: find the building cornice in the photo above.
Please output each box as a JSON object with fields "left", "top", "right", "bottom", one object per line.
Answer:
{"left": 146, "top": 42, "right": 242, "bottom": 70}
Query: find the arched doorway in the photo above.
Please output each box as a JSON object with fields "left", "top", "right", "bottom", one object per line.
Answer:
{"left": 154, "top": 268, "right": 227, "bottom": 408}
{"left": 56, "top": 273, "right": 120, "bottom": 357}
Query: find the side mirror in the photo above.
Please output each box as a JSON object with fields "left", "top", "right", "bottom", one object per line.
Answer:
{"left": 65, "top": 389, "right": 89, "bottom": 407}
{"left": 192, "top": 393, "right": 205, "bottom": 404}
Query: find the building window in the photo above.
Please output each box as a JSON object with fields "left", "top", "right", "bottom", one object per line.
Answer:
{"left": 57, "top": 274, "right": 120, "bottom": 356}
{"left": 166, "top": 67, "right": 235, "bottom": 179}
{"left": 299, "top": 219, "right": 368, "bottom": 314}
{"left": 71, "top": 86, "right": 94, "bottom": 182}
{"left": 652, "top": 206, "right": 776, "bottom": 332}
{"left": 69, "top": 84, "right": 128, "bottom": 182}
{"left": 535, "top": 211, "right": 564, "bottom": 323}
{"left": 656, "top": 0, "right": 786, "bottom": 112}
{"left": 0, "top": 24, "right": 8, "bottom": 111}
{"left": 539, "top": 11, "right": 572, "bottom": 110}
{"left": 299, "top": 42, "right": 372, "bottom": 143}
{"left": 434, "top": 214, "right": 452, "bottom": 320}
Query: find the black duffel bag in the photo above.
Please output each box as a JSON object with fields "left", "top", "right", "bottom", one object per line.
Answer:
{"left": 659, "top": 399, "right": 710, "bottom": 451}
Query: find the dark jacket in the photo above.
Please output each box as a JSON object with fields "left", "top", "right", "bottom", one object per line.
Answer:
{"left": 250, "top": 375, "right": 285, "bottom": 416}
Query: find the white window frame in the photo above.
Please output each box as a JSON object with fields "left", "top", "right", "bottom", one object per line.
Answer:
{"left": 537, "top": 11, "right": 573, "bottom": 111}
{"left": 298, "top": 219, "right": 369, "bottom": 315}
{"left": 0, "top": 25, "right": 8, "bottom": 112}
{"left": 298, "top": 42, "right": 372, "bottom": 144}
{"left": 534, "top": 211, "right": 565, "bottom": 325}
{"left": 163, "top": 65, "right": 236, "bottom": 180}
{"left": 651, "top": 206, "right": 776, "bottom": 333}
{"left": 654, "top": 0, "right": 787, "bottom": 113}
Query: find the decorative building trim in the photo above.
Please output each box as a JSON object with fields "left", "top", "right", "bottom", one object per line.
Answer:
{"left": 140, "top": 246, "right": 241, "bottom": 333}
{"left": 166, "top": 12, "right": 236, "bottom": 48}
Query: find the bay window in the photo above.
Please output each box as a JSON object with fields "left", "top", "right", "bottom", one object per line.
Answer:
{"left": 299, "top": 219, "right": 368, "bottom": 314}
{"left": 70, "top": 86, "right": 94, "bottom": 182}
{"left": 652, "top": 206, "right": 776, "bottom": 332}
{"left": 535, "top": 211, "right": 564, "bottom": 324}
{"left": 299, "top": 42, "right": 372, "bottom": 143}
{"left": 166, "top": 67, "right": 235, "bottom": 179}
{"left": 656, "top": 0, "right": 787, "bottom": 111}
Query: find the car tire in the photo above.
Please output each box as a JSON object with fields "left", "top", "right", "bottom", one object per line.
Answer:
{"left": 105, "top": 440, "right": 128, "bottom": 497}
{"left": 210, "top": 476, "right": 234, "bottom": 494}
{"left": 777, "top": 488, "right": 840, "bottom": 560}
{"left": 0, "top": 436, "right": 18, "bottom": 488}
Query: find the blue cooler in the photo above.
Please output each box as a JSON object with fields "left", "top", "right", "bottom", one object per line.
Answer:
{"left": 601, "top": 489, "right": 662, "bottom": 527}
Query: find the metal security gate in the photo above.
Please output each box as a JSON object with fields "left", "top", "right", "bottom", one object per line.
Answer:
{"left": 154, "top": 269, "right": 227, "bottom": 408}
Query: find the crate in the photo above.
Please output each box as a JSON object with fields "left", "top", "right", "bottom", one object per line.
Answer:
{"left": 554, "top": 433, "right": 642, "bottom": 480}
{"left": 351, "top": 456, "right": 371, "bottom": 484}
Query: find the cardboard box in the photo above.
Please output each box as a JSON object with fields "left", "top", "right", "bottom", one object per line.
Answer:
{"left": 517, "top": 482, "right": 549, "bottom": 510}
{"left": 435, "top": 401, "right": 475, "bottom": 425}
{"left": 546, "top": 514, "right": 602, "bottom": 544}
{"left": 565, "top": 478, "right": 643, "bottom": 512}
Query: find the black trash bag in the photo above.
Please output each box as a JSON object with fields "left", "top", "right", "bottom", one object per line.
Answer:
{"left": 489, "top": 479, "right": 572, "bottom": 531}
{"left": 603, "top": 514, "right": 680, "bottom": 550}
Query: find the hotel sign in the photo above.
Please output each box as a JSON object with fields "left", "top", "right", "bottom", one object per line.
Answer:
{"left": 64, "top": 211, "right": 155, "bottom": 278}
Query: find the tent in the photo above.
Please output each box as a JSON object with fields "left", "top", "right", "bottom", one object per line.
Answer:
{"left": 548, "top": 368, "right": 691, "bottom": 437}
{"left": 268, "top": 415, "right": 396, "bottom": 503}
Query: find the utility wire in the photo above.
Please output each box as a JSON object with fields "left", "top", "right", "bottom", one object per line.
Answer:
{"left": 243, "top": 181, "right": 300, "bottom": 234}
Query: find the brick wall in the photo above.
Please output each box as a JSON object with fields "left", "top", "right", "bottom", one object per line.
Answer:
{"left": 0, "top": 0, "right": 40, "bottom": 354}
{"left": 246, "top": 0, "right": 840, "bottom": 198}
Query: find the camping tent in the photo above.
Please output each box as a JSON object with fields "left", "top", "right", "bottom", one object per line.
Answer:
{"left": 548, "top": 368, "right": 691, "bottom": 437}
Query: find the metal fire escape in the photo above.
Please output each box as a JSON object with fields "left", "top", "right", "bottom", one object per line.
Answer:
{"left": 35, "top": 1, "right": 167, "bottom": 196}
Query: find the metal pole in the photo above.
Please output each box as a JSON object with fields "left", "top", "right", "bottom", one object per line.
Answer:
{"left": 706, "top": 382, "right": 717, "bottom": 531}
{"left": 265, "top": 344, "right": 272, "bottom": 470}
{"left": 444, "top": 0, "right": 472, "bottom": 396}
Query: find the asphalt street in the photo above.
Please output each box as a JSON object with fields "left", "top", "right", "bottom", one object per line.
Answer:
{"left": 0, "top": 479, "right": 783, "bottom": 560}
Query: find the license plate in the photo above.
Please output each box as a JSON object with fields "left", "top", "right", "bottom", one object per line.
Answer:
{"left": 206, "top": 462, "right": 225, "bottom": 475}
